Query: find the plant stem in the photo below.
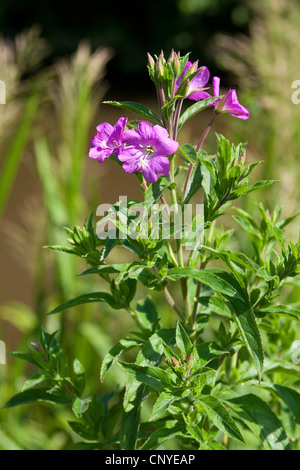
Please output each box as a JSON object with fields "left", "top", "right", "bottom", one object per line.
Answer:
{"left": 181, "top": 111, "right": 218, "bottom": 204}
{"left": 164, "top": 287, "right": 185, "bottom": 322}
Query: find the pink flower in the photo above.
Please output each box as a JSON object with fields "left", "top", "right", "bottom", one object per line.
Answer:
{"left": 118, "top": 121, "right": 179, "bottom": 183}
{"left": 209, "top": 77, "right": 250, "bottom": 120}
{"left": 89, "top": 117, "right": 127, "bottom": 162}
{"left": 175, "top": 61, "right": 211, "bottom": 101}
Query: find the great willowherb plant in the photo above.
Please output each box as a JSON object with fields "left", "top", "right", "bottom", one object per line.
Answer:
{"left": 5, "top": 50, "right": 300, "bottom": 450}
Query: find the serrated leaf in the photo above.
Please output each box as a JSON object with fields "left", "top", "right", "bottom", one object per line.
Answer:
{"left": 257, "top": 304, "right": 300, "bottom": 322}
{"left": 226, "top": 296, "right": 264, "bottom": 379}
{"left": 150, "top": 392, "right": 178, "bottom": 421}
{"left": 245, "top": 180, "right": 278, "bottom": 194}
{"left": 176, "top": 322, "right": 193, "bottom": 357}
{"left": 167, "top": 267, "right": 239, "bottom": 297}
{"left": 197, "top": 395, "right": 245, "bottom": 443}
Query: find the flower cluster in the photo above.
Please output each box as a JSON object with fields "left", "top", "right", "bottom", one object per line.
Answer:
{"left": 89, "top": 50, "right": 250, "bottom": 183}
{"left": 89, "top": 118, "right": 179, "bottom": 183}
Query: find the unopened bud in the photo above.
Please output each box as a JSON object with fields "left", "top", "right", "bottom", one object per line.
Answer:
{"left": 177, "top": 78, "right": 191, "bottom": 98}
{"left": 187, "top": 353, "right": 193, "bottom": 366}
{"left": 171, "top": 357, "right": 180, "bottom": 367}
{"left": 30, "top": 342, "right": 43, "bottom": 352}
{"left": 147, "top": 53, "right": 155, "bottom": 71}
{"left": 156, "top": 55, "right": 164, "bottom": 80}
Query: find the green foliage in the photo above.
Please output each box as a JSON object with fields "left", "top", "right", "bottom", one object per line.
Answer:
{"left": 3, "top": 48, "right": 300, "bottom": 451}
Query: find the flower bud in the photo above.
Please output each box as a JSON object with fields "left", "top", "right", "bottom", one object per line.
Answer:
{"left": 171, "top": 357, "right": 180, "bottom": 367}
{"left": 156, "top": 54, "right": 164, "bottom": 81}
{"left": 147, "top": 53, "right": 155, "bottom": 71}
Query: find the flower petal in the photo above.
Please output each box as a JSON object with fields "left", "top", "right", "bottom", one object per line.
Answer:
{"left": 190, "top": 66, "right": 210, "bottom": 90}
{"left": 137, "top": 121, "right": 154, "bottom": 141}
{"left": 96, "top": 122, "right": 113, "bottom": 142}
{"left": 222, "top": 90, "right": 250, "bottom": 119}
{"left": 212, "top": 76, "right": 220, "bottom": 97}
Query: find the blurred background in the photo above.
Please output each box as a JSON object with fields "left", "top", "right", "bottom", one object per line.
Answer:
{"left": 0, "top": 0, "right": 300, "bottom": 449}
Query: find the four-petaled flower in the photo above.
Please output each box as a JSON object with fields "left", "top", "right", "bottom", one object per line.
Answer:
{"left": 175, "top": 61, "right": 211, "bottom": 101}
{"left": 118, "top": 121, "right": 179, "bottom": 183}
{"left": 209, "top": 77, "right": 250, "bottom": 120}
{"left": 89, "top": 117, "right": 127, "bottom": 162}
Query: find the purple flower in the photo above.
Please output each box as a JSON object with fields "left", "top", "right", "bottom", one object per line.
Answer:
{"left": 89, "top": 117, "right": 127, "bottom": 162}
{"left": 175, "top": 61, "right": 211, "bottom": 101}
{"left": 118, "top": 121, "right": 179, "bottom": 183}
{"left": 209, "top": 77, "right": 250, "bottom": 120}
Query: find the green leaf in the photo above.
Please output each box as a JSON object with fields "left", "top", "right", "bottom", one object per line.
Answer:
{"left": 186, "top": 424, "right": 204, "bottom": 444}
{"left": 118, "top": 362, "right": 177, "bottom": 393}
{"left": 121, "top": 382, "right": 147, "bottom": 450}
{"left": 100, "top": 337, "right": 144, "bottom": 381}
{"left": 167, "top": 267, "right": 239, "bottom": 297}
{"left": 150, "top": 392, "right": 178, "bottom": 421}
{"left": 179, "top": 143, "right": 197, "bottom": 165}
{"left": 245, "top": 180, "right": 278, "bottom": 195}
{"left": 103, "top": 100, "right": 162, "bottom": 125}
{"left": 176, "top": 322, "right": 193, "bottom": 357}
{"left": 22, "top": 373, "right": 47, "bottom": 391}
{"left": 141, "top": 420, "right": 184, "bottom": 450}
{"left": 257, "top": 304, "right": 300, "bottom": 321}
{"left": 227, "top": 394, "right": 289, "bottom": 450}
{"left": 178, "top": 98, "right": 217, "bottom": 129}
{"left": 81, "top": 264, "right": 130, "bottom": 276}
{"left": 226, "top": 296, "right": 264, "bottom": 379}
{"left": 144, "top": 177, "right": 172, "bottom": 211}
{"left": 72, "top": 397, "right": 92, "bottom": 419}
{"left": 4, "top": 388, "right": 71, "bottom": 408}
{"left": 120, "top": 329, "right": 176, "bottom": 450}
{"left": 135, "top": 297, "right": 159, "bottom": 333}
{"left": 73, "top": 359, "right": 86, "bottom": 397}
{"left": 48, "top": 292, "right": 123, "bottom": 315}
{"left": 204, "top": 246, "right": 259, "bottom": 290}
{"left": 259, "top": 383, "right": 300, "bottom": 424}
{"left": 196, "top": 395, "right": 245, "bottom": 443}
{"left": 182, "top": 162, "right": 203, "bottom": 204}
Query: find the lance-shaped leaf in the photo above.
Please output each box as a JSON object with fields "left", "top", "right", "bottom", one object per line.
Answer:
{"left": 227, "top": 394, "right": 289, "bottom": 450}
{"left": 259, "top": 382, "right": 300, "bottom": 424}
{"left": 225, "top": 296, "right": 264, "bottom": 380}
{"left": 118, "top": 362, "right": 177, "bottom": 393}
{"left": 167, "top": 267, "right": 239, "bottom": 297}
{"left": 196, "top": 395, "right": 245, "bottom": 443}
{"left": 141, "top": 420, "right": 184, "bottom": 450}
{"left": 48, "top": 292, "right": 123, "bottom": 314}
{"left": 176, "top": 322, "right": 193, "bottom": 357}
{"left": 100, "top": 337, "right": 144, "bottom": 381}
{"left": 178, "top": 97, "right": 217, "bottom": 129}
{"left": 256, "top": 304, "right": 300, "bottom": 322}
{"left": 4, "top": 388, "right": 71, "bottom": 408}
{"left": 103, "top": 100, "right": 162, "bottom": 125}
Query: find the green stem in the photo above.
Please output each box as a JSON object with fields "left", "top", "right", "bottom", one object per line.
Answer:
{"left": 181, "top": 111, "right": 218, "bottom": 204}
{"left": 164, "top": 287, "right": 185, "bottom": 322}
